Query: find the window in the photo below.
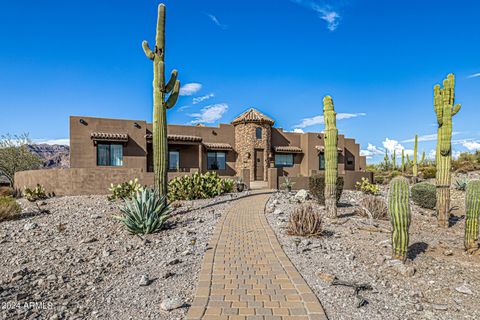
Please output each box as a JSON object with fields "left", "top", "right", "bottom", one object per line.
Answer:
{"left": 207, "top": 152, "right": 226, "bottom": 170}
{"left": 319, "top": 152, "right": 325, "bottom": 170}
{"left": 275, "top": 154, "right": 294, "bottom": 167}
{"left": 169, "top": 151, "right": 179, "bottom": 170}
{"left": 97, "top": 143, "right": 123, "bottom": 166}
{"left": 256, "top": 127, "right": 262, "bottom": 139}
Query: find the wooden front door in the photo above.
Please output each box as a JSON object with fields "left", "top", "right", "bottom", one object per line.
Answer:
{"left": 254, "top": 149, "right": 264, "bottom": 181}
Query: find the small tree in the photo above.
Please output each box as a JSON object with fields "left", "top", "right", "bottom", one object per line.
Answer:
{"left": 0, "top": 134, "right": 42, "bottom": 186}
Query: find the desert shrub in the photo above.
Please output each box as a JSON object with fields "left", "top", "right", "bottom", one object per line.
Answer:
{"left": 287, "top": 204, "right": 322, "bottom": 237}
{"left": 168, "top": 172, "right": 232, "bottom": 201}
{"left": 355, "top": 195, "right": 388, "bottom": 220}
{"left": 374, "top": 175, "right": 386, "bottom": 185}
{"left": 454, "top": 162, "right": 479, "bottom": 174}
{"left": 356, "top": 177, "right": 380, "bottom": 195}
{"left": 411, "top": 182, "right": 436, "bottom": 209}
{"left": 108, "top": 178, "right": 143, "bottom": 201}
{"left": 221, "top": 178, "right": 235, "bottom": 193}
{"left": 23, "top": 184, "right": 48, "bottom": 202}
{"left": 454, "top": 179, "right": 468, "bottom": 191}
{"left": 420, "top": 166, "right": 436, "bottom": 179}
{"left": 0, "top": 186, "right": 14, "bottom": 197}
{"left": 281, "top": 177, "right": 295, "bottom": 192}
{"left": 0, "top": 196, "right": 21, "bottom": 221}
{"left": 114, "top": 188, "right": 170, "bottom": 234}
{"left": 389, "top": 170, "right": 401, "bottom": 179}
{"left": 309, "top": 175, "right": 344, "bottom": 205}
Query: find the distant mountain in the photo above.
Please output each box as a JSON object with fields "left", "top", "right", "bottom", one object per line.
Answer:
{"left": 27, "top": 144, "right": 70, "bottom": 168}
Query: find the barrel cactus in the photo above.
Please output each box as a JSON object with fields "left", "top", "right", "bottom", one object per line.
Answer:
{"left": 464, "top": 180, "right": 480, "bottom": 253}
{"left": 434, "top": 73, "right": 461, "bottom": 227}
{"left": 142, "top": 4, "right": 181, "bottom": 200}
{"left": 323, "top": 95, "right": 338, "bottom": 218}
{"left": 388, "top": 177, "right": 411, "bottom": 261}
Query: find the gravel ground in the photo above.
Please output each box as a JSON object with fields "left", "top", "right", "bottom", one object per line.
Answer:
{"left": 266, "top": 182, "right": 480, "bottom": 320}
{"left": 0, "top": 193, "right": 243, "bottom": 320}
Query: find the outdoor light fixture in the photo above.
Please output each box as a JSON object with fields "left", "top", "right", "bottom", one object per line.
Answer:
{"left": 212, "top": 130, "right": 217, "bottom": 136}
{"left": 80, "top": 119, "right": 88, "bottom": 125}
{"left": 134, "top": 122, "right": 141, "bottom": 129}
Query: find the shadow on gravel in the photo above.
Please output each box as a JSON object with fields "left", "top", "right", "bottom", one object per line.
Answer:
{"left": 408, "top": 242, "right": 429, "bottom": 261}
{"left": 448, "top": 213, "right": 463, "bottom": 227}
{"left": 337, "top": 212, "right": 356, "bottom": 219}
{"left": 338, "top": 202, "right": 353, "bottom": 208}
{"left": 172, "top": 191, "right": 274, "bottom": 216}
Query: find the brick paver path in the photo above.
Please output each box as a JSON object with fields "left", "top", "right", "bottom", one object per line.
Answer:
{"left": 187, "top": 192, "right": 328, "bottom": 320}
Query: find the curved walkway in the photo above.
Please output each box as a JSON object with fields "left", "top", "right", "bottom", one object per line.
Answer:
{"left": 187, "top": 192, "right": 327, "bottom": 320}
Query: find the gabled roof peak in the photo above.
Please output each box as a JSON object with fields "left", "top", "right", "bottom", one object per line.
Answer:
{"left": 231, "top": 108, "right": 275, "bottom": 126}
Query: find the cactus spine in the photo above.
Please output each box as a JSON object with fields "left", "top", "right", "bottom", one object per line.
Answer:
{"left": 434, "top": 74, "right": 461, "bottom": 227}
{"left": 464, "top": 180, "right": 480, "bottom": 252}
{"left": 412, "top": 134, "right": 418, "bottom": 179}
{"left": 388, "top": 176, "right": 411, "bottom": 261}
{"left": 323, "top": 96, "right": 338, "bottom": 218}
{"left": 142, "top": 4, "right": 180, "bottom": 199}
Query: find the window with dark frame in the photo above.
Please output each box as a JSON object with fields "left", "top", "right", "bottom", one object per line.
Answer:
{"left": 319, "top": 152, "right": 325, "bottom": 170}
{"left": 97, "top": 143, "right": 123, "bottom": 166}
{"left": 168, "top": 151, "right": 180, "bottom": 170}
{"left": 274, "top": 154, "right": 294, "bottom": 167}
{"left": 256, "top": 127, "right": 262, "bottom": 139}
{"left": 207, "top": 151, "right": 226, "bottom": 170}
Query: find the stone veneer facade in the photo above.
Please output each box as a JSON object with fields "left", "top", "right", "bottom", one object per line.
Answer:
{"left": 234, "top": 122, "right": 272, "bottom": 182}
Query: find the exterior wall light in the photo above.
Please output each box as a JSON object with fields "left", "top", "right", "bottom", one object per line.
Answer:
{"left": 80, "top": 119, "right": 88, "bottom": 125}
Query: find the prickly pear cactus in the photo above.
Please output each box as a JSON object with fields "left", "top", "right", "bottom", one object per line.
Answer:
{"left": 388, "top": 177, "right": 411, "bottom": 261}
{"left": 323, "top": 96, "right": 338, "bottom": 218}
{"left": 142, "top": 4, "right": 181, "bottom": 199}
{"left": 464, "top": 180, "right": 480, "bottom": 253}
{"left": 434, "top": 74, "right": 461, "bottom": 227}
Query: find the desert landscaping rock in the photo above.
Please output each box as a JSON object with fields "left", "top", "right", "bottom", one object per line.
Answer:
{"left": 0, "top": 193, "right": 236, "bottom": 319}
{"left": 266, "top": 183, "right": 480, "bottom": 320}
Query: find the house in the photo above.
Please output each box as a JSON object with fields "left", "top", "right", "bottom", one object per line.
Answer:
{"left": 15, "top": 108, "right": 371, "bottom": 195}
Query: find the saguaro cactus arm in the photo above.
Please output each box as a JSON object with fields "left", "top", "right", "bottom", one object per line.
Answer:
{"left": 165, "top": 70, "right": 178, "bottom": 93}
{"left": 142, "top": 41, "right": 155, "bottom": 60}
{"left": 166, "top": 80, "right": 180, "bottom": 109}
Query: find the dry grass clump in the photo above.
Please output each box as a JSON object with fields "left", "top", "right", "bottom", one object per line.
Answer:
{"left": 0, "top": 196, "right": 21, "bottom": 221}
{"left": 355, "top": 195, "right": 388, "bottom": 220}
{"left": 287, "top": 204, "right": 322, "bottom": 237}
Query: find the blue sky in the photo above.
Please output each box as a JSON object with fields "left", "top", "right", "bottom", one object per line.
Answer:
{"left": 0, "top": 0, "right": 479, "bottom": 163}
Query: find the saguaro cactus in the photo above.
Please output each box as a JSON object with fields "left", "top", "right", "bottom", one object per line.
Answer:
{"left": 142, "top": 4, "right": 180, "bottom": 198}
{"left": 323, "top": 96, "right": 338, "bottom": 218}
{"left": 412, "top": 134, "right": 418, "bottom": 180}
{"left": 434, "top": 74, "right": 461, "bottom": 227}
{"left": 464, "top": 180, "right": 480, "bottom": 252}
{"left": 392, "top": 150, "right": 397, "bottom": 170}
{"left": 388, "top": 177, "right": 411, "bottom": 261}
{"left": 401, "top": 149, "right": 405, "bottom": 172}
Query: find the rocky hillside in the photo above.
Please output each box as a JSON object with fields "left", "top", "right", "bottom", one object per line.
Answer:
{"left": 27, "top": 144, "right": 70, "bottom": 168}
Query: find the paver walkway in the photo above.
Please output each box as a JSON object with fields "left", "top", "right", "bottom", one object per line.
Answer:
{"left": 187, "top": 192, "right": 328, "bottom": 320}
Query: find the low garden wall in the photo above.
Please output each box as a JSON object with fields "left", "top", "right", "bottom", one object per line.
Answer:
{"left": 14, "top": 168, "right": 240, "bottom": 196}
{"left": 276, "top": 171, "right": 373, "bottom": 191}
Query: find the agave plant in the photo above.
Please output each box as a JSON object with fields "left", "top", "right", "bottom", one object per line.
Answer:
{"left": 114, "top": 188, "right": 170, "bottom": 234}
{"left": 454, "top": 179, "right": 468, "bottom": 191}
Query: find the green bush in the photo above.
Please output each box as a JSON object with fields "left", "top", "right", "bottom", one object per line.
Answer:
{"left": 0, "top": 196, "right": 21, "bottom": 221}
{"left": 168, "top": 172, "right": 233, "bottom": 201}
{"left": 108, "top": 178, "right": 143, "bottom": 201}
{"left": 420, "top": 166, "right": 436, "bottom": 179}
{"left": 23, "top": 184, "right": 48, "bottom": 202}
{"left": 374, "top": 175, "right": 385, "bottom": 185}
{"left": 114, "top": 188, "right": 170, "bottom": 234}
{"left": 411, "top": 182, "right": 436, "bottom": 209}
{"left": 309, "top": 175, "right": 344, "bottom": 205}
{"left": 356, "top": 177, "right": 380, "bottom": 195}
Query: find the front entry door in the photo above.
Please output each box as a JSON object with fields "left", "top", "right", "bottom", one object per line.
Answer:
{"left": 254, "top": 149, "right": 264, "bottom": 181}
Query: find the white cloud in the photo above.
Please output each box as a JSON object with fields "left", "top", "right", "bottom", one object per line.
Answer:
{"left": 382, "top": 138, "right": 413, "bottom": 156}
{"left": 360, "top": 143, "right": 384, "bottom": 158}
{"left": 293, "top": 128, "right": 304, "bottom": 133}
{"left": 180, "top": 83, "right": 202, "bottom": 96}
{"left": 291, "top": 0, "right": 341, "bottom": 31}
{"left": 293, "top": 112, "right": 366, "bottom": 129}
{"left": 193, "top": 93, "right": 215, "bottom": 105}
{"left": 461, "top": 140, "right": 480, "bottom": 151}
{"left": 33, "top": 138, "right": 70, "bottom": 146}
{"left": 189, "top": 103, "right": 228, "bottom": 124}
{"left": 467, "top": 73, "right": 480, "bottom": 79}
{"left": 401, "top": 132, "right": 460, "bottom": 143}
{"left": 206, "top": 14, "right": 228, "bottom": 30}
{"left": 177, "top": 105, "right": 190, "bottom": 112}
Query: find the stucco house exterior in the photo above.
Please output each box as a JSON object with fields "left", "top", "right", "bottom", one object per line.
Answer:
{"left": 15, "top": 108, "right": 371, "bottom": 195}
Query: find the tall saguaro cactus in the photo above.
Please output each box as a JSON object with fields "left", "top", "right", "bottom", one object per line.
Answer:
{"left": 434, "top": 74, "right": 461, "bottom": 227}
{"left": 388, "top": 177, "right": 411, "bottom": 261}
{"left": 464, "top": 180, "right": 480, "bottom": 253}
{"left": 142, "top": 4, "right": 180, "bottom": 198}
{"left": 412, "top": 134, "right": 418, "bottom": 180}
{"left": 323, "top": 96, "right": 338, "bottom": 218}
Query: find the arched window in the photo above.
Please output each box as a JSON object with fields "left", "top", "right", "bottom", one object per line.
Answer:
{"left": 256, "top": 127, "right": 262, "bottom": 139}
